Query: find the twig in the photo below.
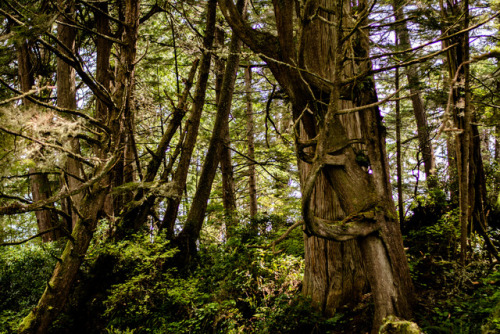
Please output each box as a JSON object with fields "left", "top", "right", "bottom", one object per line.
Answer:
{"left": 247, "top": 220, "right": 304, "bottom": 254}
{"left": 0, "top": 226, "right": 61, "bottom": 246}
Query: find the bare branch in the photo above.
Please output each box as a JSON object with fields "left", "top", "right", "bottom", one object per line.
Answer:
{"left": 0, "top": 226, "right": 61, "bottom": 246}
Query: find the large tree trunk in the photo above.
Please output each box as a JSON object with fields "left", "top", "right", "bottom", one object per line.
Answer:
{"left": 298, "top": 0, "right": 369, "bottom": 316}
{"left": 94, "top": 0, "right": 114, "bottom": 218}
{"left": 219, "top": 0, "right": 414, "bottom": 330}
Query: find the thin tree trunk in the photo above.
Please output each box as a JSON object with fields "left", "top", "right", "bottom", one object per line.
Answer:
{"left": 57, "top": 0, "right": 81, "bottom": 230}
{"left": 495, "top": 126, "right": 500, "bottom": 194}
{"left": 162, "top": 0, "right": 217, "bottom": 238}
{"left": 447, "top": 137, "right": 459, "bottom": 203}
{"left": 393, "top": 0, "right": 437, "bottom": 189}
{"left": 94, "top": 0, "right": 114, "bottom": 218}
{"left": 441, "top": 0, "right": 471, "bottom": 265}
{"left": 245, "top": 65, "right": 258, "bottom": 219}
{"left": 395, "top": 64, "right": 405, "bottom": 225}
{"left": 174, "top": 0, "right": 245, "bottom": 264}
{"left": 216, "top": 26, "right": 237, "bottom": 220}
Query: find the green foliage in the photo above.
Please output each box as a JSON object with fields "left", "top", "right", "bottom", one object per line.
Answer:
{"left": 407, "top": 208, "right": 459, "bottom": 260}
{"left": 0, "top": 242, "right": 61, "bottom": 333}
{"left": 415, "top": 264, "right": 500, "bottom": 333}
{"left": 54, "top": 225, "right": 332, "bottom": 333}
{"left": 84, "top": 233, "right": 180, "bottom": 332}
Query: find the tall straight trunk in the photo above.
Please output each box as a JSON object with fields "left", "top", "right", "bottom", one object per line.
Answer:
{"left": 441, "top": 0, "right": 471, "bottom": 265}
{"left": 57, "top": 0, "right": 81, "bottom": 230}
{"left": 495, "top": 126, "right": 500, "bottom": 194}
{"left": 162, "top": 0, "right": 217, "bottom": 238}
{"left": 245, "top": 65, "right": 258, "bottom": 218}
{"left": 108, "top": 0, "right": 140, "bottom": 216}
{"left": 174, "top": 0, "right": 245, "bottom": 264}
{"left": 395, "top": 65, "right": 405, "bottom": 225}
{"left": 447, "top": 137, "right": 459, "bottom": 203}
{"left": 215, "top": 26, "right": 237, "bottom": 219}
{"left": 17, "top": 41, "right": 60, "bottom": 242}
{"left": 94, "top": 1, "right": 114, "bottom": 217}
{"left": 392, "top": 0, "right": 437, "bottom": 189}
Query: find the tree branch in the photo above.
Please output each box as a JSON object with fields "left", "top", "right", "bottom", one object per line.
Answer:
{"left": 0, "top": 226, "right": 61, "bottom": 246}
{"left": 247, "top": 220, "right": 304, "bottom": 254}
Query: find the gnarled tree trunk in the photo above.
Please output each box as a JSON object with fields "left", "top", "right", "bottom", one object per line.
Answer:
{"left": 219, "top": 0, "right": 414, "bottom": 330}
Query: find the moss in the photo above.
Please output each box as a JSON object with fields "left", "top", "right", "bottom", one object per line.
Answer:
{"left": 379, "top": 316, "right": 422, "bottom": 334}
{"left": 18, "top": 310, "right": 37, "bottom": 333}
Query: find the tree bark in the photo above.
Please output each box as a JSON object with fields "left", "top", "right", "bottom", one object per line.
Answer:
{"left": 219, "top": 0, "right": 414, "bottom": 329}
{"left": 395, "top": 63, "right": 405, "bottom": 226}
{"left": 440, "top": 0, "right": 473, "bottom": 265}
{"left": 17, "top": 40, "right": 60, "bottom": 242}
{"left": 162, "top": 0, "right": 217, "bottom": 238}
{"left": 174, "top": 0, "right": 245, "bottom": 264}
{"left": 245, "top": 65, "right": 258, "bottom": 219}
{"left": 393, "top": 0, "right": 437, "bottom": 189}
{"left": 57, "top": 0, "right": 81, "bottom": 230}
{"left": 94, "top": 0, "right": 114, "bottom": 217}
{"left": 216, "top": 26, "right": 237, "bottom": 220}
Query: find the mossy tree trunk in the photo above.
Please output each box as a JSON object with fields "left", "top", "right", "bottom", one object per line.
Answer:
{"left": 18, "top": 0, "right": 141, "bottom": 331}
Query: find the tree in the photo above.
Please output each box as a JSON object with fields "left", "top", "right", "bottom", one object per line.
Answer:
{"left": 16, "top": 38, "right": 61, "bottom": 242}
{"left": 244, "top": 64, "right": 258, "bottom": 219}
{"left": 173, "top": 0, "right": 246, "bottom": 265}
{"left": 219, "top": 0, "right": 413, "bottom": 329}
{"left": 13, "top": 0, "right": 142, "bottom": 331}
{"left": 392, "top": 0, "right": 437, "bottom": 189}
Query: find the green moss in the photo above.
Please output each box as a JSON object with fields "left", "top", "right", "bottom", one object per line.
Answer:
{"left": 18, "top": 310, "right": 37, "bottom": 333}
{"left": 379, "top": 316, "right": 422, "bottom": 334}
